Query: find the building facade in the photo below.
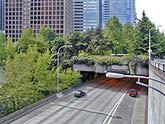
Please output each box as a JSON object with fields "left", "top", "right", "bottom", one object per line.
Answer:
{"left": 73, "top": 0, "right": 136, "bottom": 31}
{"left": 5, "top": 0, "right": 72, "bottom": 42}
{"left": 107, "top": 0, "right": 136, "bottom": 25}
{"left": 0, "top": 0, "right": 5, "bottom": 32}
{"left": 73, "top": 0, "right": 102, "bottom": 32}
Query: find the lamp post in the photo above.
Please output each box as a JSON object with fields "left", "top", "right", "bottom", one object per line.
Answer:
{"left": 106, "top": 72, "right": 165, "bottom": 96}
{"left": 56, "top": 44, "right": 72, "bottom": 97}
{"left": 148, "top": 27, "right": 155, "bottom": 61}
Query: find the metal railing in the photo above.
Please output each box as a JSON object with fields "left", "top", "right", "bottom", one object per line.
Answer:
{"left": 151, "top": 60, "right": 165, "bottom": 72}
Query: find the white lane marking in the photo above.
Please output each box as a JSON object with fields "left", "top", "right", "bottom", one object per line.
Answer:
{"left": 102, "top": 91, "right": 127, "bottom": 124}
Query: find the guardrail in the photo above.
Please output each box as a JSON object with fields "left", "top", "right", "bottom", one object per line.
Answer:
{"left": 150, "top": 61, "right": 165, "bottom": 72}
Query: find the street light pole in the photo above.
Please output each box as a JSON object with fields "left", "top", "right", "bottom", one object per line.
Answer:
{"left": 148, "top": 27, "right": 154, "bottom": 61}
{"left": 106, "top": 72, "right": 165, "bottom": 96}
{"left": 56, "top": 45, "right": 72, "bottom": 97}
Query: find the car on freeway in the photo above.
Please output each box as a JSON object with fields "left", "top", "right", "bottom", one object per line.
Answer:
{"left": 129, "top": 88, "right": 137, "bottom": 97}
{"left": 74, "top": 90, "right": 86, "bottom": 98}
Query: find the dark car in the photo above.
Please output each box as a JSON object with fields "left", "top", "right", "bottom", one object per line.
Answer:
{"left": 74, "top": 90, "right": 86, "bottom": 98}
{"left": 129, "top": 88, "right": 137, "bottom": 97}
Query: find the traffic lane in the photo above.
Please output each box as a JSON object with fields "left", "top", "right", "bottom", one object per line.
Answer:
{"left": 9, "top": 76, "right": 109, "bottom": 124}
{"left": 37, "top": 78, "right": 134, "bottom": 124}
{"left": 10, "top": 78, "right": 134, "bottom": 124}
{"left": 110, "top": 84, "right": 147, "bottom": 124}
{"left": 10, "top": 77, "right": 135, "bottom": 124}
{"left": 44, "top": 79, "right": 134, "bottom": 124}
{"left": 21, "top": 78, "right": 121, "bottom": 124}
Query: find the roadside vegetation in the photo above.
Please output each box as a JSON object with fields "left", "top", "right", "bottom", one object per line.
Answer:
{"left": 0, "top": 11, "right": 164, "bottom": 117}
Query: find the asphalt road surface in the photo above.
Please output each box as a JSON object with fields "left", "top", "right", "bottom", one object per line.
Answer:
{"left": 9, "top": 76, "right": 147, "bottom": 124}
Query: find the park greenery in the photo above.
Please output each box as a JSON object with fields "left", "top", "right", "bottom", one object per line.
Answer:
{"left": 0, "top": 11, "right": 164, "bottom": 117}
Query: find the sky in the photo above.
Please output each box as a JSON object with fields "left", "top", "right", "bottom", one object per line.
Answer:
{"left": 136, "top": 0, "right": 165, "bottom": 31}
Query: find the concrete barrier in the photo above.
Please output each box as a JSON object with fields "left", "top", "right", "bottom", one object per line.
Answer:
{"left": 148, "top": 64, "right": 165, "bottom": 124}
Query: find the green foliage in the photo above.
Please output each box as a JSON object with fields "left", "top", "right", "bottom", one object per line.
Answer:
{"left": 0, "top": 33, "right": 6, "bottom": 65}
{"left": 17, "top": 28, "right": 36, "bottom": 52}
{"left": 59, "top": 68, "right": 81, "bottom": 90}
{"left": 68, "top": 32, "right": 86, "bottom": 55}
{"left": 73, "top": 55, "right": 148, "bottom": 66}
{"left": 86, "top": 28, "right": 113, "bottom": 55}
{"left": 0, "top": 30, "right": 82, "bottom": 116}
{"left": 135, "top": 11, "right": 155, "bottom": 55}
{"left": 39, "top": 27, "right": 57, "bottom": 42}
{"left": 73, "top": 56, "right": 95, "bottom": 66}
{"left": 0, "top": 53, "right": 81, "bottom": 117}
{"left": 151, "top": 31, "right": 165, "bottom": 57}
{"left": 103, "top": 17, "right": 123, "bottom": 54}
{"left": 93, "top": 56, "right": 123, "bottom": 65}
{"left": 122, "top": 23, "right": 137, "bottom": 54}
{"left": 4, "top": 37, "right": 17, "bottom": 58}
{"left": 50, "top": 37, "right": 66, "bottom": 55}
{"left": 35, "top": 35, "right": 50, "bottom": 54}
{"left": 0, "top": 36, "right": 17, "bottom": 66}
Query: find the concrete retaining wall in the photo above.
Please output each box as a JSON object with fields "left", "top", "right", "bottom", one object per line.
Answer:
{"left": 148, "top": 65, "right": 165, "bottom": 124}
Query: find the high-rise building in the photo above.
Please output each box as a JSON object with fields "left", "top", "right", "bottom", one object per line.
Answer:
{"left": 5, "top": 0, "right": 72, "bottom": 42}
{"left": 73, "top": 0, "right": 102, "bottom": 32}
{"left": 73, "top": 0, "right": 136, "bottom": 31}
{"left": 104, "top": 0, "right": 136, "bottom": 26}
{"left": 0, "top": 0, "right": 5, "bottom": 32}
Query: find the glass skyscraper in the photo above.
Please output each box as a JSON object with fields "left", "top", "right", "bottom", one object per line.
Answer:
{"left": 0, "top": 0, "right": 5, "bottom": 32}
{"left": 73, "top": 0, "right": 136, "bottom": 31}
{"left": 73, "top": 0, "right": 102, "bottom": 32}
{"left": 104, "top": 0, "right": 136, "bottom": 26}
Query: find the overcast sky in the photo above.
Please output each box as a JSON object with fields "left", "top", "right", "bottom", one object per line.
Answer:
{"left": 136, "top": 0, "right": 165, "bottom": 31}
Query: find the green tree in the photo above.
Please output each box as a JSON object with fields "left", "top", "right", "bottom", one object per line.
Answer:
{"left": 4, "top": 37, "right": 16, "bottom": 59}
{"left": 82, "top": 28, "right": 96, "bottom": 51}
{"left": 152, "top": 31, "right": 165, "bottom": 57}
{"left": 135, "top": 11, "right": 155, "bottom": 55}
{"left": 2, "top": 46, "right": 55, "bottom": 113}
{"left": 122, "top": 23, "right": 137, "bottom": 54}
{"left": 35, "top": 35, "right": 50, "bottom": 54}
{"left": 86, "top": 28, "right": 113, "bottom": 55}
{"left": 39, "top": 27, "right": 56, "bottom": 42}
{"left": 68, "top": 32, "right": 86, "bottom": 55}
{"left": 17, "top": 28, "right": 35, "bottom": 52}
{"left": 103, "top": 17, "right": 123, "bottom": 54}
{"left": 50, "top": 36, "right": 66, "bottom": 54}
{"left": 60, "top": 68, "right": 81, "bottom": 89}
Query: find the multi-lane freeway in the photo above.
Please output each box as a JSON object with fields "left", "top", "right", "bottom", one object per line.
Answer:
{"left": 5, "top": 76, "right": 147, "bottom": 124}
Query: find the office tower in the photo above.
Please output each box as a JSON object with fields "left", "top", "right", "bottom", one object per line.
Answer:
{"left": 5, "top": 0, "right": 72, "bottom": 42}
{"left": 73, "top": 0, "right": 102, "bottom": 32}
{"left": 103, "top": 0, "right": 136, "bottom": 27}
{"left": 0, "top": 0, "right": 5, "bottom": 32}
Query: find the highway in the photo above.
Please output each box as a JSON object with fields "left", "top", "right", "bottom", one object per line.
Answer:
{"left": 8, "top": 76, "right": 147, "bottom": 124}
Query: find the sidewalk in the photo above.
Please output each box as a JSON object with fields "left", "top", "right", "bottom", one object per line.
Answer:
{"left": 131, "top": 87, "right": 148, "bottom": 124}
